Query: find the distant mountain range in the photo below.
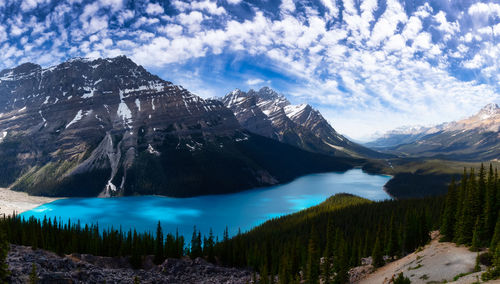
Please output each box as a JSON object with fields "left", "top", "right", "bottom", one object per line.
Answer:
{"left": 221, "top": 87, "right": 386, "bottom": 159}
{"left": 0, "top": 56, "right": 360, "bottom": 198}
{"left": 366, "top": 103, "right": 500, "bottom": 161}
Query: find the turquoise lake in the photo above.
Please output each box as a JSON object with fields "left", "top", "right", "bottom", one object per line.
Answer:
{"left": 21, "top": 169, "right": 391, "bottom": 238}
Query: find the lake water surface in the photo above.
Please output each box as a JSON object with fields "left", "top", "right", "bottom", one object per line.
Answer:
{"left": 22, "top": 169, "right": 391, "bottom": 238}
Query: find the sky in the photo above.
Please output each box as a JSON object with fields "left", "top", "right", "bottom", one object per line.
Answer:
{"left": 0, "top": 0, "right": 499, "bottom": 141}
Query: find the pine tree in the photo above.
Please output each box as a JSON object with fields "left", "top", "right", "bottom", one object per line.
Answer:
{"left": 190, "top": 226, "right": 202, "bottom": 259}
{"left": 333, "top": 235, "right": 349, "bottom": 284}
{"left": 322, "top": 218, "right": 335, "bottom": 284}
{"left": 154, "top": 221, "right": 164, "bottom": 265}
{"left": 0, "top": 228, "right": 9, "bottom": 283}
{"left": 491, "top": 215, "right": 500, "bottom": 249}
{"left": 471, "top": 216, "right": 481, "bottom": 251}
{"left": 371, "top": 235, "right": 384, "bottom": 268}
{"left": 306, "top": 228, "right": 320, "bottom": 284}
{"left": 454, "top": 168, "right": 468, "bottom": 243}
{"left": 441, "top": 178, "right": 457, "bottom": 241}
{"left": 130, "top": 230, "right": 141, "bottom": 269}
{"left": 205, "top": 228, "right": 215, "bottom": 263}
{"left": 458, "top": 168, "right": 476, "bottom": 245}
{"left": 484, "top": 164, "right": 497, "bottom": 239}
{"left": 386, "top": 212, "right": 398, "bottom": 258}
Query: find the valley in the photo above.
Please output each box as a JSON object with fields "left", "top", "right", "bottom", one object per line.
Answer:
{"left": 0, "top": 57, "right": 498, "bottom": 284}
{"left": 1, "top": 0, "right": 500, "bottom": 282}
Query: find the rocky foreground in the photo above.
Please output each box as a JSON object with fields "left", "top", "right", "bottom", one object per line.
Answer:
{"left": 7, "top": 244, "right": 253, "bottom": 283}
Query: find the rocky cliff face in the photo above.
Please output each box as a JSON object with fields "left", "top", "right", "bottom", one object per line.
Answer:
{"left": 0, "top": 57, "right": 352, "bottom": 197}
{"left": 221, "top": 87, "right": 385, "bottom": 158}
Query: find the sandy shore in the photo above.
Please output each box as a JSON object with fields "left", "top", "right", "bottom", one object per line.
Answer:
{"left": 0, "top": 188, "right": 61, "bottom": 216}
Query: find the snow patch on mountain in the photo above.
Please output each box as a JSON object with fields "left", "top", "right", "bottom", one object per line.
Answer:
{"left": 284, "top": 104, "right": 308, "bottom": 120}
{"left": 118, "top": 90, "right": 133, "bottom": 128}
{"left": 135, "top": 98, "right": 141, "bottom": 111}
{"left": 147, "top": 144, "right": 160, "bottom": 156}
{"left": 0, "top": 131, "right": 7, "bottom": 143}
{"left": 66, "top": 110, "right": 83, "bottom": 129}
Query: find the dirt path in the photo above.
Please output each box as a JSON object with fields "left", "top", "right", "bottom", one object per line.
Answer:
{"left": 357, "top": 232, "right": 494, "bottom": 284}
{"left": 0, "top": 187, "right": 60, "bottom": 216}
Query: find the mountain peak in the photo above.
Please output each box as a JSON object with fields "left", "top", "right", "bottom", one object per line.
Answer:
{"left": 477, "top": 103, "right": 499, "bottom": 119}
{"left": 255, "top": 86, "right": 283, "bottom": 101}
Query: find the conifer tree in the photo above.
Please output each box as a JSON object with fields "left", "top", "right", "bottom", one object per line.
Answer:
{"left": 190, "top": 226, "right": 202, "bottom": 259}
{"left": 130, "top": 230, "right": 141, "bottom": 269}
{"left": 154, "top": 221, "right": 164, "bottom": 265}
{"left": 386, "top": 212, "right": 399, "bottom": 258}
{"left": 471, "top": 216, "right": 481, "bottom": 251}
{"left": 441, "top": 178, "right": 457, "bottom": 241}
{"left": 306, "top": 228, "right": 320, "bottom": 284}
{"left": 458, "top": 168, "right": 476, "bottom": 245}
{"left": 333, "top": 235, "right": 349, "bottom": 284}
{"left": 484, "top": 164, "right": 497, "bottom": 239}
{"left": 454, "top": 168, "right": 468, "bottom": 243}
{"left": 205, "top": 228, "right": 215, "bottom": 263}
{"left": 491, "top": 215, "right": 500, "bottom": 249}
{"left": 371, "top": 235, "right": 384, "bottom": 268}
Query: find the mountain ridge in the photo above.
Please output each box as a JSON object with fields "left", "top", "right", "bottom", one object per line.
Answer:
{"left": 0, "top": 56, "right": 354, "bottom": 198}
{"left": 365, "top": 103, "right": 500, "bottom": 161}
{"left": 221, "top": 87, "right": 387, "bottom": 159}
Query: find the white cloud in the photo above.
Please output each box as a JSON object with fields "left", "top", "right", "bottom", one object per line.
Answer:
{"left": 433, "top": 11, "right": 460, "bottom": 36}
{"left": 319, "top": 0, "right": 338, "bottom": 19}
{"left": 145, "top": 3, "right": 164, "bottom": 15}
{"left": 246, "top": 78, "right": 266, "bottom": 85}
{"left": 173, "top": 0, "right": 225, "bottom": 15}
{"left": 368, "top": 0, "right": 407, "bottom": 47}
{"left": 468, "top": 2, "right": 500, "bottom": 17}
{"left": 178, "top": 11, "right": 205, "bottom": 32}
{"left": 21, "top": 0, "right": 49, "bottom": 11}
{"left": 280, "top": 0, "right": 295, "bottom": 13}
{"left": 190, "top": 0, "right": 225, "bottom": 15}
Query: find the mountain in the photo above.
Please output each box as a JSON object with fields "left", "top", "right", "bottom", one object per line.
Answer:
{"left": 369, "top": 103, "right": 500, "bottom": 161}
{"left": 365, "top": 124, "right": 448, "bottom": 149}
{"left": 221, "top": 87, "right": 385, "bottom": 158}
{"left": 0, "top": 56, "right": 353, "bottom": 197}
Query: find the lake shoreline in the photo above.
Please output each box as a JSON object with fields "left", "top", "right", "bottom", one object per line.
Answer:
{"left": 0, "top": 187, "right": 61, "bottom": 217}
{"left": 21, "top": 169, "right": 391, "bottom": 239}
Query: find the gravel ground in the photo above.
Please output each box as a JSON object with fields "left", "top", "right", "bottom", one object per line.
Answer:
{"left": 0, "top": 187, "right": 60, "bottom": 217}
{"left": 357, "top": 231, "right": 486, "bottom": 284}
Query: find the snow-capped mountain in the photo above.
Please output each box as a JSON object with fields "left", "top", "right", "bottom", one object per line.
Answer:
{"left": 368, "top": 103, "right": 500, "bottom": 161}
{"left": 365, "top": 124, "right": 448, "bottom": 149}
{"left": 0, "top": 57, "right": 352, "bottom": 197}
{"left": 221, "top": 87, "right": 386, "bottom": 158}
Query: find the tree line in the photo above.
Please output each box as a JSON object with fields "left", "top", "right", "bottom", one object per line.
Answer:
{"left": 440, "top": 164, "right": 500, "bottom": 280}
{"left": 211, "top": 194, "right": 443, "bottom": 283}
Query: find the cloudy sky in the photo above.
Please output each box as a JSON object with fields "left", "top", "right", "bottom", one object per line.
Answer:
{"left": 0, "top": 0, "right": 499, "bottom": 140}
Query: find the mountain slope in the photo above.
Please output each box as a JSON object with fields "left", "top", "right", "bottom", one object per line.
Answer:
{"left": 373, "top": 104, "right": 500, "bottom": 161}
{"left": 221, "top": 87, "right": 385, "bottom": 158}
{"left": 0, "top": 56, "right": 353, "bottom": 197}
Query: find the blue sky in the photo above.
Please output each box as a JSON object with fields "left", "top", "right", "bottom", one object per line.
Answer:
{"left": 0, "top": 0, "right": 499, "bottom": 140}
